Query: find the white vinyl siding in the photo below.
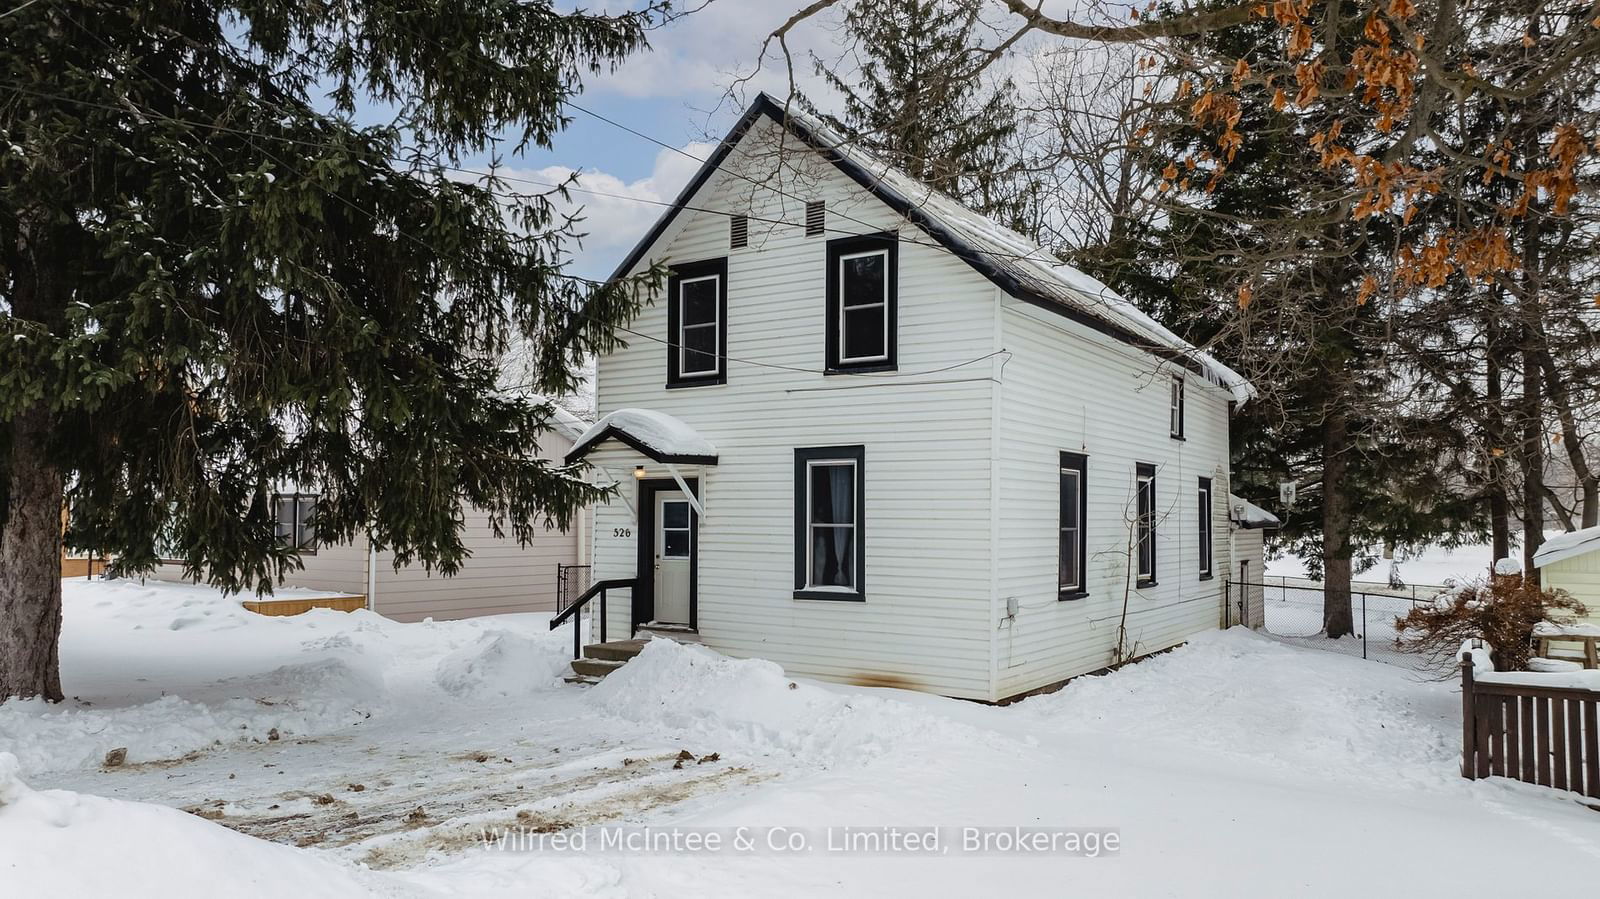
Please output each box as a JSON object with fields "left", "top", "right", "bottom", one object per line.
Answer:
{"left": 586, "top": 115, "right": 1234, "bottom": 701}
{"left": 590, "top": 117, "right": 997, "bottom": 699}
{"left": 996, "top": 299, "right": 1233, "bottom": 698}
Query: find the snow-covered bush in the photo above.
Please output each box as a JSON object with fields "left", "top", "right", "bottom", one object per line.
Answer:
{"left": 1395, "top": 577, "right": 1586, "bottom": 674}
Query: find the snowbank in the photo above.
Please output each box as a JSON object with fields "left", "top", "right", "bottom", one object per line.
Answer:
{"left": 0, "top": 752, "right": 386, "bottom": 898}
{"left": 589, "top": 640, "right": 995, "bottom": 765}
{"left": 0, "top": 652, "right": 386, "bottom": 775}
{"left": 0, "top": 578, "right": 555, "bottom": 777}
{"left": 433, "top": 629, "right": 572, "bottom": 697}
{"left": 1021, "top": 629, "right": 1458, "bottom": 785}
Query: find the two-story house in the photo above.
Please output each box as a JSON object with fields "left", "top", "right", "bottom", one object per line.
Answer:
{"left": 562, "top": 94, "right": 1257, "bottom": 702}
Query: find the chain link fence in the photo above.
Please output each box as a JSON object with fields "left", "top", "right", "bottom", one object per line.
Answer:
{"left": 1231, "top": 579, "right": 1452, "bottom": 669}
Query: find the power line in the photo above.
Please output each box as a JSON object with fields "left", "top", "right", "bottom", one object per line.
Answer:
{"left": 0, "top": 0, "right": 43, "bottom": 19}
{"left": 7, "top": 24, "right": 1015, "bottom": 383}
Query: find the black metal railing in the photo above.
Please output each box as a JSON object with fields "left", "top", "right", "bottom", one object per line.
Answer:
{"left": 556, "top": 563, "right": 592, "bottom": 613}
{"left": 549, "top": 578, "right": 634, "bottom": 660}
{"left": 1228, "top": 579, "right": 1452, "bottom": 668}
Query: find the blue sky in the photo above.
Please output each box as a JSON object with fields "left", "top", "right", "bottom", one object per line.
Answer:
{"left": 468, "top": 1, "right": 848, "bottom": 278}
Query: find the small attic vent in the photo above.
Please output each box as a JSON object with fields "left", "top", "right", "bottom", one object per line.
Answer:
{"left": 730, "top": 214, "right": 748, "bottom": 249}
{"left": 805, "top": 201, "right": 825, "bottom": 237}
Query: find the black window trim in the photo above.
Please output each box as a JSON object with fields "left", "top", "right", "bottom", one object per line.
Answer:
{"left": 1059, "top": 451, "right": 1089, "bottom": 600}
{"left": 793, "top": 444, "right": 867, "bottom": 602}
{"left": 1170, "top": 375, "right": 1185, "bottom": 440}
{"left": 665, "top": 257, "right": 728, "bottom": 388}
{"left": 274, "top": 492, "right": 319, "bottom": 555}
{"left": 1136, "top": 462, "right": 1157, "bottom": 588}
{"left": 1198, "top": 476, "right": 1214, "bottom": 580}
{"left": 825, "top": 232, "right": 898, "bottom": 374}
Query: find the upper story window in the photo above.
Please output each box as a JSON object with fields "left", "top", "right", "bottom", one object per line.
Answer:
{"left": 666, "top": 258, "right": 728, "bottom": 388}
{"left": 1059, "top": 452, "right": 1088, "bottom": 599}
{"left": 825, "top": 233, "right": 898, "bottom": 373}
{"left": 1170, "top": 375, "right": 1185, "bottom": 439}
{"left": 1198, "top": 477, "right": 1214, "bottom": 579}
{"left": 1136, "top": 463, "right": 1156, "bottom": 587}
{"left": 274, "top": 493, "right": 318, "bottom": 555}
{"left": 794, "top": 445, "right": 866, "bottom": 601}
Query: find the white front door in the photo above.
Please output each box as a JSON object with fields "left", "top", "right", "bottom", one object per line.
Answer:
{"left": 653, "top": 492, "right": 693, "bottom": 625}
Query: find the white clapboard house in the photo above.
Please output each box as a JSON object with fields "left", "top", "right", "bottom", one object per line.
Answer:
{"left": 561, "top": 94, "right": 1258, "bottom": 701}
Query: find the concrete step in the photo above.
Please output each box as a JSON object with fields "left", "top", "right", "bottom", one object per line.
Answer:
{"left": 584, "top": 639, "right": 648, "bottom": 662}
{"left": 570, "top": 657, "right": 628, "bottom": 678}
{"left": 563, "top": 673, "right": 603, "bottom": 686}
{"left": 636, "top": 623, "right": 703, "bottom": 644}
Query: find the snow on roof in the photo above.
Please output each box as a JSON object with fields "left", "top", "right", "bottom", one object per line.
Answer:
{"left": 1228, "top": 494, "right": 1281, "bottom": 529}
{"left": 776, "top": 98, "right": 1256, "bottom": 405}
{"left": 567, "top": 408, "right": 718, "bottom": 465}
{"left": 544, "top": 404, "right": 590, "bottom": 442}
{"left": 1532, "top": 525, "right": 1600, "bottom": 569}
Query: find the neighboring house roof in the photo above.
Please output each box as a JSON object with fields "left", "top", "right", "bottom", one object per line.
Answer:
{"left": 1229, "top": 494, "right": 1281, "bottom": 529}
{"left": 566, "top": 408, "right": 719, "bottom": 466}
{"left": 611, "top": 93, "right": 1255, "bottom": 405}
{"left": 1533, "top": 525, "right": 1600, "bottom": 568}
{"left": 545, "top": 403, "right": 590, "bottom": 443}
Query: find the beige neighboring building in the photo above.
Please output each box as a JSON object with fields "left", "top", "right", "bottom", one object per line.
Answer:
{"left": 1534, "top": 525, "right": 1600, "bottom": 624}
{"left": 1227, "top": 494, "right": 1279, "bottom": 628}
{"left": 153, "top": 409, "right": 590, "bottom": 622}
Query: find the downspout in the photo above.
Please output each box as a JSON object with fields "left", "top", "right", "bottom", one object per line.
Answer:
{"left": 365, "top": 534, "right": 377, "bottom": 613}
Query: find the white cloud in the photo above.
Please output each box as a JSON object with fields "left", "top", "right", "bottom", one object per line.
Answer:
{"left": 588, "top": 0, "right": 845, "bottom": 104}
{"left": 505, "top": 140, "right": 718, "bottom": 279}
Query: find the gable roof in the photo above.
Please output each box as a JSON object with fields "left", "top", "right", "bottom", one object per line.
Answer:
{"left": 1533, "top": 525, "right": 1600, "bottom": 569}
{"left": 566, "top": 408, "right": 719, "bottom": 466}
{"left": 611, "top": 93, "right": 1254, "bottom": 404}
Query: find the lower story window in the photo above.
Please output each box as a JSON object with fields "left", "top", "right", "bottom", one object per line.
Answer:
{"left": 794, "top": 445, "right": 866, "bottom": 601}
{"left": 274, "top": 493, "right": 318, "bottom": 554}
{"left": 1136, "top": 464, "right": 1156, "bottom": 586}
{"left": 1059, "top": 452, "right": 1088, "bottom": 598}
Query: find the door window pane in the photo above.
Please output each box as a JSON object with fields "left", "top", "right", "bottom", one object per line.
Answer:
{"left": 663, "top": 529, "right": 690, "bottom": 558}
{"left": 663, "top": 500, "right": 690, "bottom": 529}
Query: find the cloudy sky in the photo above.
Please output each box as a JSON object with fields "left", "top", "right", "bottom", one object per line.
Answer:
{"left": 493, "top": 0, "right": 1097, "bottom": 278}
{"left": 500, "top": 1, "right": 849, "bottom": 279}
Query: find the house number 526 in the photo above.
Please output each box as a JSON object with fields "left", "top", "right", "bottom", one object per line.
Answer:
{"left": 613, "top": 527, "right": 632, "bottom": 538}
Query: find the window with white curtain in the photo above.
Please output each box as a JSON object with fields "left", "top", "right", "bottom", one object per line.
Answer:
{"left": 794, "top": 445, "right": 866, "bottom": 600}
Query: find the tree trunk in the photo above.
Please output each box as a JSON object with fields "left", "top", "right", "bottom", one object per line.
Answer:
{"left": 1537, "top": 349, "right": 1598, "bottom": 530}
{"left": 0, "top": 406, "right": 66, "bottom": 702}
{"left": 1322, "top": 402, "right": 1355, "bottom": 638}
{"left": 1484, "top": 312, "right": 1511, "bottom": 560}
{"left": 1519, "top": 344, "right": 1544, "bottom": 585}
{"left": 2, "top": 213, "right": 69, "bottom": 704}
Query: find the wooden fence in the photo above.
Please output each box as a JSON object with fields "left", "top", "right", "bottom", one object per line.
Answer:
{"left": 1460, "top": 654, "right": 1600, "bottom": 798}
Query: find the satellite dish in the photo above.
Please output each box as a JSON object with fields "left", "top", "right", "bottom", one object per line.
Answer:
{"left": 1278, "top": 481, "right": 1297, "bottom": 507}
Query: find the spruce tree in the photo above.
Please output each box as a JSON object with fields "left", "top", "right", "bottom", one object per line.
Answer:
{"left": 1108, "top": 5, "right": 1487, "bottom": 635}
{"left": 802, "top": 0, "right": 1034, "bottom": 227}
{"left": 0, "top": 0, "right": 665, "bottom": 701}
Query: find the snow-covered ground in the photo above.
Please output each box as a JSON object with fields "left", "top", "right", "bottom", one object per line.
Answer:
{"left": 4, "top": 578, "right": 1599, "bottom": 897}
{"left": 1266, "top": 540, "right": 1497, "bottom": 589}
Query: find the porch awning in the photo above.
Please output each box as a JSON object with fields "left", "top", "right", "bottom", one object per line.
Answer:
{"left": 565, "top": 408, "right": 718, "bottom": 466}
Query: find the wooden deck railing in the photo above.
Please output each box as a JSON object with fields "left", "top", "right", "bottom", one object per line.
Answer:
{"left": 1460, "top": 653, "right": 1600, "bottom": 798}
